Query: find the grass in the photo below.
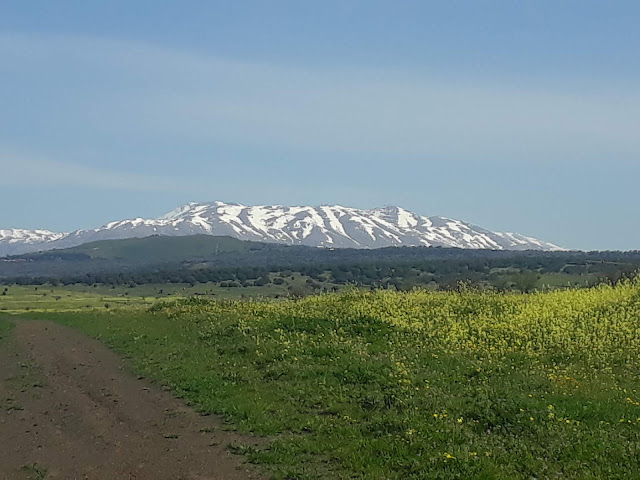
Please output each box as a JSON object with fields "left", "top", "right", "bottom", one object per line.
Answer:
{"left": 0, "top": 274, "right": 348, "bottom": 313}
{"left": 0, "top": 285, "right": 153, "bottom": 313}
{"left": 538, "top": 272, "right": 595, "bottom": 289}
{"left": 21, "top": 463, "right": 49, "bottom": 480}
{"left": 35, "top": 282, "right": 296, "bottom": 301}
{"left": 2, "top": 398, "right": 23, "bottom": 413}
{"left": 18, "top": 281, "right": 640, "bottom": 479}
{"left": 0, "top": 314, "right": 13, "bottom": 340}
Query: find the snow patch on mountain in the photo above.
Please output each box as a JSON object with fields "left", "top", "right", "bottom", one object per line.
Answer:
{"left": 0, "top": 229, "right": 68, "bottom": 256}
{"left": 0, "top": 201, "right": 565, "bottom": 256}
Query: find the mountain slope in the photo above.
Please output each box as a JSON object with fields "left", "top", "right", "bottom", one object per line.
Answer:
{"left": 0, "top": 229, "right": 67, "bottom": 256}
{"left": 43, "top": 234, "right": 258, "bottom": 262}
{"left": 0, "top": 201, "right": 563, "bottom": 256}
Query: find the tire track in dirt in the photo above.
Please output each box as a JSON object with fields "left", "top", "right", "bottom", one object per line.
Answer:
{"left": 0, "top": 319, "right": 265, "bottom": 480}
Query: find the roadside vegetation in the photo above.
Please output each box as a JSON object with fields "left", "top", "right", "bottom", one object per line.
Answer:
{"left": 9, "top": 279, "right": 640, "bottom": 479}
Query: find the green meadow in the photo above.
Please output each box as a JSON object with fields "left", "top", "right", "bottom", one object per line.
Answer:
{"left": 6, "top": 280, "right": 640, "bottom": 479}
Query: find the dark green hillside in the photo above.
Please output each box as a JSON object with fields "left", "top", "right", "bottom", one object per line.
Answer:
{"left": 51, "top": 235, "right": 258, "bottom": 262}
{"left": 3, "top": 235, "right": 270, "bottom": 269}
{"left": 0, "top": 235, "right": 273, "bottom": 279}
{"left": 2, "top": 234, "right": 640, "bottom": 293}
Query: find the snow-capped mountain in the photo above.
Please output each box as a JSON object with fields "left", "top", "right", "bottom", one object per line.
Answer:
{"left": 0, "top": 201, "right": 564, "bottom": 256}
{"left": 0, "top": 229, "right": 68, "bottom": 257}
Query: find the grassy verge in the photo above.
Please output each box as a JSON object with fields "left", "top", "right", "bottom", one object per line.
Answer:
{"left": 0, "top": 315, "right": 13, "bottom": 341}
{"left": 22, "top": 282, "right": 640, "bottom": 479}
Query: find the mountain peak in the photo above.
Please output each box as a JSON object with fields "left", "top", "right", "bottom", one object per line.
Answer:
{"left": 0, "top": 201, "right": 564, "bottom": 256}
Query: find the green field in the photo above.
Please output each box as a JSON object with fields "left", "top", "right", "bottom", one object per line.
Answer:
{"left": 0, "top": 274, "right": 348, "bottom": 313}
{"left": 9, "top": 280, "right": 640, "bottom": 479}
{"left": 0, "top": 285, "right": 153, "bottom": 312}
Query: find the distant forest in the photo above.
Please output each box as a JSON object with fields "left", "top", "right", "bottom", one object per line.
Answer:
{"left": 1, "top": 235, "right": 639, "bottom": 292}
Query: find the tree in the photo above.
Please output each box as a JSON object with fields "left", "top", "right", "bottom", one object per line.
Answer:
{"left": 511, "top": 272, "right": 540, "bottom": 293}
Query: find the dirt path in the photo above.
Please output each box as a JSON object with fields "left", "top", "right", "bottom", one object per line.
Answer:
{"left": 0, "top": 320, "right": 265, "bottom": 480}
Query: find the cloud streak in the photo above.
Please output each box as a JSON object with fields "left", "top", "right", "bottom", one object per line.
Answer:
{"left": 0, "top": 148, "right": 209, "bottom": 193}
{"left": 2, "top": 32, "right": 639, "bottom": 167}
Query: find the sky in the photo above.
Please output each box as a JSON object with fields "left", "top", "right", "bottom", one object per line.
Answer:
{"left": 1, "top": 1, "right": 639, "bottom": 250}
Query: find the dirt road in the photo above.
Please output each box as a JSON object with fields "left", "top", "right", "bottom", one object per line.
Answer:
{"left": 0, "top": 320, "right": 265, "bottom": 480}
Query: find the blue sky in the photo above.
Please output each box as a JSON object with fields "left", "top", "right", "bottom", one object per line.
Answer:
{"left": 1, "top": 1, "right": 638, "bottom": 250}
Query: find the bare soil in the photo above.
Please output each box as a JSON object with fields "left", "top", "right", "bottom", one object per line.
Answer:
{"left": 0, "top": 320, "right": 265, "bottom": 480}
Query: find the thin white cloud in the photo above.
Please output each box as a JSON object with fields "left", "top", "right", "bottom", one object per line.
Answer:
{"left": 1, "top": 32, "right": 639, "bottom": 163}
{"left": 0, "top": 148, "right": 205, "bottom": 192}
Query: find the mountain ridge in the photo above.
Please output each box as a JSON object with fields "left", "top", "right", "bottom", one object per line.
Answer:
{"left": 0, "top": 201, "right": 564, "bottom": 256}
